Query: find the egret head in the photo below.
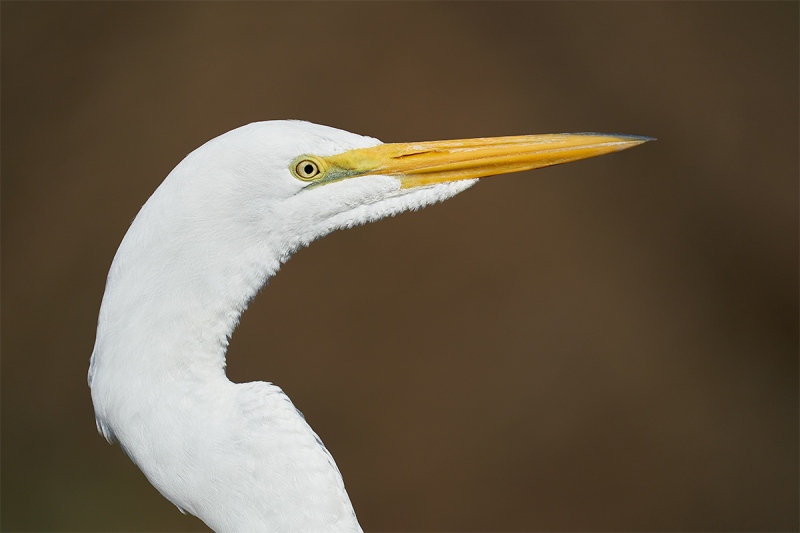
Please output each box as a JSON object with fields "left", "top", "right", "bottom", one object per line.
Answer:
{"left": 159, "top": 120, "right": 650, "bottom": 259}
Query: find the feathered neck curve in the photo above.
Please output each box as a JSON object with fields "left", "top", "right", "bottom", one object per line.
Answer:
{"left": 88, "top": 121, "right": 474, "bottom": 532}
{"left": 89, "top": 122, "right": 475, "bottom": 394}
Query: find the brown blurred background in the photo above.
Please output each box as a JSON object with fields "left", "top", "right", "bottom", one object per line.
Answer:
{"left": 2, "top": 2, "right": 797, "bottom": 532}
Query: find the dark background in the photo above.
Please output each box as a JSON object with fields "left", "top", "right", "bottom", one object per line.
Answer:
{"left": 2, "top": 2, "right": 797, "bottom": 532}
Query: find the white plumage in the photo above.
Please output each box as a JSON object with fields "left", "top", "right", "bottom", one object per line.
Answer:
{"left": 89, "top": 121, "right": 649, "bottom": 532}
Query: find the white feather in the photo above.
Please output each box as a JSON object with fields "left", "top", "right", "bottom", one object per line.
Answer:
{"left": 89, "top": 121, "right": 475, "bottom": 532}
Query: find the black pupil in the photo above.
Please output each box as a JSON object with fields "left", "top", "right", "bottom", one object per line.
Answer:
{"left": 303, "top": 164, "right": 315, "bottom": 175}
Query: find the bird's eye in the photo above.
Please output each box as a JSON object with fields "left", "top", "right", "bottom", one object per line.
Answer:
{"left": 294, "top": 159, "right": 321, "bottom": 180}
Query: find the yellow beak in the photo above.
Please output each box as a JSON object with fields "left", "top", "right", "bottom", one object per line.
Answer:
{"left": 298, "top": 133, "right": 653, "bottom": 189}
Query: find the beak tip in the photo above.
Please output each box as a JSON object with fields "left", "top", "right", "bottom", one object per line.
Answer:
{"left": 577, "top": 132, "right": 655, "bottom": 143}
{"left": 621, "top": 134, "right": 656, "bottom": 145}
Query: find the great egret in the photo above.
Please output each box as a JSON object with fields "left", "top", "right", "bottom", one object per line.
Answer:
{"left": 89, "top": 121, "right": 651, "bottom": 532}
